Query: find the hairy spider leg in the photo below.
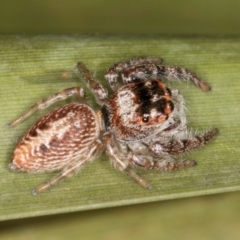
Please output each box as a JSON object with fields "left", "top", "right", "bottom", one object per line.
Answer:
{"left": 105, "top": 57, "right": 164, "bottom": 90}
{"left": 8, "top": 87, "right": 86, "bottom": 128}
{"left": 76, "top": 62, "right": 108, "bottom": 105}
{"left": 121, "top": 64, "right": 210, "bottom": 91}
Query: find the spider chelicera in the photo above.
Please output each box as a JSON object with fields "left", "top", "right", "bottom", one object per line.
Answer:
{"left": 8, "top": 57, "right": 218, "bottom": 194}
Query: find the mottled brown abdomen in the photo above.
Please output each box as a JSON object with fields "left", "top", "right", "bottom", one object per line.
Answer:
{"left": 9, "top": 103, "right": 100, "bottom": 172}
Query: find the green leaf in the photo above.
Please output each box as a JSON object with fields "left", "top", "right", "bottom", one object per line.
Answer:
{"left": 1, "top": 35, "right": 239, "bottom": 220}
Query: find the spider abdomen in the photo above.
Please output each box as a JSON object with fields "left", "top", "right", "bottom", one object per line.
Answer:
{"left": 9, "top": 103, "right": 100, "bottom": 173}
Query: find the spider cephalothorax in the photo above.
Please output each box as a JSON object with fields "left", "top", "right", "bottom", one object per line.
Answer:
{"left": 8, "top": 57, "right": 218, "bottom": 194}
{"left": 102, "top": 79, "right": 174, "bottom": 141}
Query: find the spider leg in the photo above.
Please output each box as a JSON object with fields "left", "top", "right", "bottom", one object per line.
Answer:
{"left": 75, "top": 62, "right": 108, "bottom": 105}
{"left": 128, "top": 129, "right": 218, "bottom": 173}
{"left": 128, "top": 152, "right": 196, "bottom": 171}
{"left": 103, "top": 132, "right": 151, "bottom": 189}
{"left": 121, "top": 64, "right": 210, "bottom": 91}
{"left": 32, "top": 139, "right": 103, "bottom": 194}
{"left": 105, "top": 57, "right": 163, "bottom": 90}
{"left": 149, "top": 128, "right": 219, "bottom": 156}
{"left": 8, "top": 87, "right": 86, "bottom": 127}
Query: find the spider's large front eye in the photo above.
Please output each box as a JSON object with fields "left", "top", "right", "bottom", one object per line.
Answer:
{"left": 142, "top": 116, "right": 149, "bottom": 123}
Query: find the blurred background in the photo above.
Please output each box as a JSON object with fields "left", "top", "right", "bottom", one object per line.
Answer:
{"left": 1, "top": 0, "right": 240, "bottom": 239}
{"left": 1, "top": 0, "right": 240, "bottom": 35}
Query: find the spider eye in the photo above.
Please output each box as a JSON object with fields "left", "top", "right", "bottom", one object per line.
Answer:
{"left": 142, "top": 116, "right": 149, "bottom": 123}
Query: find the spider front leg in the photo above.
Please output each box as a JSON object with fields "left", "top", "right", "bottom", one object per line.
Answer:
{"left": 149, "top": 128, "right": 219, "bottom": 156}
{"left": 121, "top": 63, "right": 210, "bottom": 91}
{"left": 8, "top": 87, "right": 86, "bottom": 127}
{"left": 127, "top": 129, "right": 218, "bottom": 175}
{"left": 105, "top": 57, "right": 164, "bottom": 90}
{"left": 103, "top": 132, "right": 151, "bottom": 189}
{"left": 106, "top": 57, "right": 210, "bottom": 91}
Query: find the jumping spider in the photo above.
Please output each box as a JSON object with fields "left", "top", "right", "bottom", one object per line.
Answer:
{"left": 8, "top": 57, "right": 218, "bottom": 194}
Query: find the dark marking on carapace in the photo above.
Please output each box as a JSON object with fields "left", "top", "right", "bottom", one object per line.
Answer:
{"left": 133, "top": 80, "right": 173, "bottom": 116}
